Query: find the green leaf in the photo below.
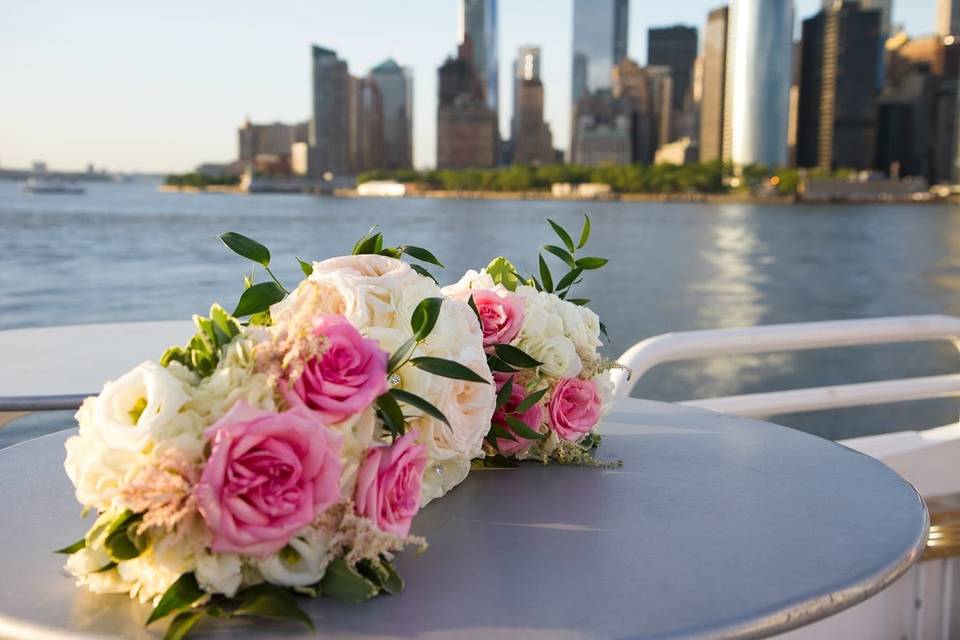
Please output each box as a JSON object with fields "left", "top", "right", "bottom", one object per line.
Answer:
{"left": 577, "top": 214, "right": 592, "bottom": 249}
{"left": 467, "top": 294, "right": 481, "bottom": 324}
{"left": 148, "top": 573, "right": 205, "bottom": 625}
{"left": 377, "top": 559, "right": 404, "bottom": 595}
{"left": 105, "top": 515, "right": 146, "bottom": 561}
{"left": 320, "top": 557, "right": 379, "bottom": 603}
{"left": 514, "top": 387, "right": 548, "bottom": 413}
{"left": 538, "top": 254, "right": 554, "bottom": 292}
{"left": 487, "top": 355, "right": 518, "bottom": 373}
{"left": 410, "top": 297, "right": 444, "bottom": 342}
{"left": 55, "top": 538, "right": 86, "bottom": 554}
{"left": 555, "top": 267, "right": 583, "bottom": 293}
{"left": 599, "top": 320, "right": 609, "bottom": 341}
{"left": 490, "top": 424, "right": 518, "bottom": 442}
{"left": 233, "top": 584, "right": 315, "bottom": 631}
{"left": 376, "top": 392, "right": 406, "bottom": 437}
{"left": 528, "top": 273, "right": 543, "bottom": 292}
{"left": 547, "top": 219, "right": 576, "bottom": 253}
{"left": 389, "top": 389, "right": 450, "bottom": 426}
{"left": 567, "top": 298, "right": 591, "bottom": 306}
{"left": 387, "top": 337, "right": 416, "bottom": 373}
{"left": 409, "top": 357, "right": 489, "bottom": 384}
{"left": 220, "top": 232, "right": 271, "bottom": 267}
{"left": 355, "top": 557, "right": 402, "bottom": 595}
{"left": 353, "top": 231, "right": 383, "bottom": 255}
{"left": 486, "top": 257, "right": 520, "bottom": 291}
{"left": 162, "top": 610, "right": 205, "bottom": 640}
{"left": 401, "top": 245, "right": 444, "bottom": 268}
{"left": 232, "top": 282, "right": 286, "bottom": 318}
{"left": 378, "top": 246, "right": 403, "bottom": 259}
{"left": 493, "top": 344, "right": 542, "bottom": 369}
{"left": 495, "top": 375, "right": 514, "bottom": 409}
{"left": 505, "top": 415, "right": 546, "bottom": 440}
{"left": 410, "top": 264, "right": 438, "bottom": 284}
{"left": 296, "top": 257, "right": 313, "bottom": 276}
{"left": 543, "top": 245, "right": 577, "bottom": 269}
{"left": 576, "top": 256, "right": 608, "bottom": 270}
{"left": 479, "top": 454, "right": 519, "bottom": 468}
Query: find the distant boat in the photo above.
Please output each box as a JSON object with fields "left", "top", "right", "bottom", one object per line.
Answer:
{"left": 21, "top": 178, "right": 85, "bottom": 195}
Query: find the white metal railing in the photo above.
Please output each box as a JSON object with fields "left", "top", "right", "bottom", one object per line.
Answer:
{"left": 613, "top": 315, "right": 960, "bottom": 418}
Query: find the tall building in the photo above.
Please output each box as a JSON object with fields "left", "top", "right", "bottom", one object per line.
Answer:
{"left": 612, "top": 59, "right": 673, "bottom": 163}
{"left": 347, "top": 76, "right": 385, "bottom": 173}
{"left": 370, "top": 60, "right": 413, "bottom": 169}
{"left": 437, "top": 47, "right": 498, "bottom": 169}
{"left": 570, "top": 90, "right": 633, "bottom": 166}
{"left": 237, "top": 120, "right": 309, "bottom": 164}
{"left": 309, "top": 45, "right": 350, "bottom": 176}
{"left": 571, "top": 0, "right": 630, "bottom": 105}
{"left": 938, "top": 0, "right": 960, "bottom": 36}
{"left": 699, "top": 7, "right": 729, "bottom": 162}
{"left": 797, "top": 2, "right": 882, "bottom": 170}
{"left": 647, "top": 25, "right": 699, "bottom": 113}
{"left": 458, "top": 0, "right": 498, "bottom": 116}
{"left": 512, "top": 46, "right": 540, "bottom": 139}
{"left": 726, "top": 0, "right": 792, "bottom": 167}
{"left": 511, "top": 47, "right": 553, "bottom": 165}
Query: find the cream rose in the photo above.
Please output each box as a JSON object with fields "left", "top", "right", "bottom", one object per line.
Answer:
{"left": 520, "top": 334, "right": 582, "bottom": 379}
{"left": 553, "top": 297, "right": 602, "bottom": 352}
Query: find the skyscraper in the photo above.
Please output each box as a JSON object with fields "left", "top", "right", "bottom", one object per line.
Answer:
{"left": 437, "top": 46, "right": 498, "bottom": 169}
{"left": 612, "top": 59, "right": 673, "bottom": 163}
{"left": 370, "top": 60, "right": 413, "bottom": 169}
{"left": 458, "top": 0, "right": 498, "bottom": 116}
{"left": 512, "top": 46, "right": 541, "bottom": 140}
{"left": 647, "top": 25, "right": 699, "bottom": 113}
{"left": 571, "top": 0, "right": 629, "bottom": 105}
{"left": 725, "top": 0, "right": 792, "bottom": 167}
{"left": 699, "top": 7, "right": 729, "bottom": 163}
{"left": 309, "top": 45, "right": 350, "bottom": 176}
{"left": 823, "top": 0, "right": 891, "bottom": 38}
{"left": 797, "top": 3, "right": 882, "bottom": 170}
{"left": 347, "top": 76, "right": 385, "bottom": 173}
{"left": 938, "top": 0, "right": 960, "bottom": 36}
{"left": 511, "top": 47, "right": 554, "bottom": 165}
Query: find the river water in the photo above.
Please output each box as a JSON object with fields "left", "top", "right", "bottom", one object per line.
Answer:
{"left": 3, "top": 180, "right": 960, "bottom": 445}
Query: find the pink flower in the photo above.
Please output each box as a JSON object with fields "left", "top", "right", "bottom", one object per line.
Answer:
{"left": 548, "top": 378, "right": 602, "bottom": 441}
{"left": 196, "top": 402, "right": 343, "bottom": 557}
{"left": 288, "top": 314, "right": 389, "bottom": 422}
{"left": 492, "top": 374, "right": 544, "bottom": 456}
{"left": 471, "top": 289, "right": 524, "bottom": 348}
{"left": 354, "top": 432, "right": 427, "bottom": 537}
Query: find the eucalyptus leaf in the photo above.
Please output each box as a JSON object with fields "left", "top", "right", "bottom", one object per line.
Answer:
{"left": 376, "top": 392, "right": 406, "bottom": 437}
{"left": 296, "top": 257, "right": 313, "bottom": 276}
{"left": 505, "top": 415, "right": 547, "bottom": 440}
{"left": 389, "top": 389, "right": 450, "bottom": 426}
{"left": 54, "top": 538, "right": 85, "bottom": 554}
{"left": 410, "top": 264, "right": 438, "bottom": 283}
{"left": 576, "top": 256, "right": 608, "bottom": 270}
{"left": 547, "top": 218, "right": 576, "bottom": 253}
{"left": 493, "top": 344, "right": 542, "bottom": 369}
{"left": 320, "top": 557, "right": 379, "bottom": 603}
{"left": 232, "top": 282, "right": 286, "bottom": 318}
{"left": 220, "top": 232, "right": 270, "bottom": 267}
{"left": 409, "top": 357, "right": 489, "bottom": 384}
{"left": 148, "top": 573, "right": 205, "bottom": 625}
{"left": 387, "top": 337, "right": 416, "bottom": 373}
{"left": 514, "top": 387, "right": 548, "bottom": 413}
{"left": 555, "top": 267, "right": 583, "bottom": 293}
{"left": 577, "top": 214, "right": 592, "bottom": 249}
{"left": 162, "top": 610, "right": 206, "bottom": 640}
{"left": 401, "top": 245, "right": 444, "bottom": 268}
{"left": 233, "top": 584, "right": 315, "bottom": 631}
{"left": 495, "top": 375, "right": 514, "bottom": 409}
{"left": 410, "top": 297, "right": 444, "bottom": 342}
{"left": 487, "top": 355, "right": 518, "bottom": 373}
{"left": 538, "top": 254, "right": 554, "bottom": 292}
{"left": 543, "top": 244, "right": 577, "bottom": 268}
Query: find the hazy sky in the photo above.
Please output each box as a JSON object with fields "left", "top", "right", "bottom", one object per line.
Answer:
{"left": 1, "top": 1, "right": 937, "bottom": 173}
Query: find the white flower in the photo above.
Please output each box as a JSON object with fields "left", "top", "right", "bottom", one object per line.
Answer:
{"left": 66, "top": 547, "right": 133, "bottom": 595}
{"left": 64, "top": 424, "right": 148, "bottom": 510}
{"left": 553, "top": 297, "right": 602, "bottom": 352}
{"left": 441, "top": 269, "right": 497, "bottom": 296}
{"left": 196, "top": 552, "right": 243, "bottom": 598}
{"left": 256, "top": 536, "right": 331, "bottom": 587}
{"left": 520, "top": 334, "right": 582, "bottom": 379}
{"left": 514, "top": 286, "right": 564, "bottom": 339}
{"left": 86, "top": 361, "right": 189, "bottom": 452}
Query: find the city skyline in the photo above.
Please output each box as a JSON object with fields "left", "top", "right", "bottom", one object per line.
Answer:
{"left": 0, "top": 0, "right": 940, "bottom": 173}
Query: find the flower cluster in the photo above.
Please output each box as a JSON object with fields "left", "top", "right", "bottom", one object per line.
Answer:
{"left": 443, "top": 216, "right": 617, "bottom": 463}
{"left": 59, "top": 233, "right": 495, "bottom": 637}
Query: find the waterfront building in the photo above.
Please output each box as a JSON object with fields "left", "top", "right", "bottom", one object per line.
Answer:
{"left": 797, "top": 2, "right": 882, "bottom": 171}
{"left": 938, "top": 0, "right": 960, "bottom": 36}
{"left": 347, "top": 76, "right": 385, "bottom": 174}
{"left": 571, "top": 0, "right": 629, "bottom": 105}
{"left": 309, "top": 45, "right": 350, "bottom": 177}
{"left": 612, "top": 59, "right": 673, "bottom": 163}
{"left": 511, "top": 48, "right": 553, "bottom": 166}
{"left": 237, "top": 120, "right": 309, "bottom": 166}
{"left": 369, "top": 60, "right": 413, "bottom": 170}
{"left": 647, "top": 25, "right": 698, "bottom": 117}
{"left": 699, "top": 7, "right": 729, "bottom": 163}
{"left": 725, "top": 0, "right": 792, "bottom": 168}
{"left": 570, "top": 90, "right": 632, "bottom": 166}
{"left": 458, "top": 0, "right": 498, "bottom": 117}
{"left": 437, "top": 47, "right": 498, "bottom": 168}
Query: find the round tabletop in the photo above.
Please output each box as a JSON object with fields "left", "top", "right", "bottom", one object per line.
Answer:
{"left": 0, "top": 399, "right": 927, "bottom": 640}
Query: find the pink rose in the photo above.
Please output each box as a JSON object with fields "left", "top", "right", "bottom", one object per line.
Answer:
{"left": 471, "top": 289, "right": 524, "bottom": 347}
{"left": 354, "top": 432, "right": 427, "bottom": 537}
{"left": 548, "top": 378, "right": 602, "bottom": 441}
{"left": 196, "top": 402, "right": 343, "bottom": 557}
{"left": 492, "top": 374, "right": 544, "bottom": 456}
{"left": 288, "top": 314, "right": 389, "bottom": 422}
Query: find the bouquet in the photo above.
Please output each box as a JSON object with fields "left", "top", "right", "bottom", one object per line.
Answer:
{"left": 57, "top": 230, "right": 495, "bottom": 638}
{"left": 443, "top": 216, "right": 620, "bottom": 465}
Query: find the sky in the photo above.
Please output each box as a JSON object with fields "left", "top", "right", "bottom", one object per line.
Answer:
{"left": 0, "top": 0, "right": 938, "bottom": 173}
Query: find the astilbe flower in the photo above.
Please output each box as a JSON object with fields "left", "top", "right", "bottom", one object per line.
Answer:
{"left": 120, "top": 449, "right": 201, "bottom": 536}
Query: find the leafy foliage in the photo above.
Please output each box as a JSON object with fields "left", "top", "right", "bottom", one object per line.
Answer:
{"left": 160, "top": 304, "right": 241, "bottom": 377}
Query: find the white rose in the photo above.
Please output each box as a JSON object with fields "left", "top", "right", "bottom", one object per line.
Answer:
{"left": 515, "top": 286, "right": 563, "bottom": 339}
{"left": 256, "top": 536, "right": 331, "bottom": 587}
{"left": 195, "top": 552, "right": 243, "bottom": 597}
{"left": 521, "top": 335, "right": 582, "bottom": 379}
{"left": 553, "top": 298, "right": 602, "bottom": 352}
{"left": 64, "top": 429, "right": 148, "bottom": 510}
{"left": 87, "top": 361, "right": 189, "bottom": 452}
{"left": 441, "top": 269, "right": 497, "bottom": 296}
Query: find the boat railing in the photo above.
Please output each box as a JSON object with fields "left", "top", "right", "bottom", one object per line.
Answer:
{"left": 613, "top": 314, "right": 960, "bottom": 418}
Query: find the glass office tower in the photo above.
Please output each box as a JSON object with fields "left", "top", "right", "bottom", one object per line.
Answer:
{"left": 571, "top": 0, "right": 629, "bottom": 105}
